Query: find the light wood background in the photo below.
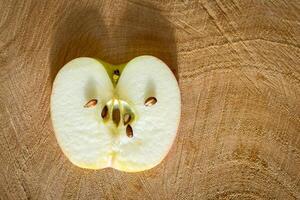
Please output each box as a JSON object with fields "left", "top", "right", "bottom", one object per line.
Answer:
{"left": 0, "top": 0, "right": 299, "bottom": 199}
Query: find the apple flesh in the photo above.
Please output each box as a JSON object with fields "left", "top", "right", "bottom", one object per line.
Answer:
{"left": 51, "top": 55, "right": 181, "bottom": 172}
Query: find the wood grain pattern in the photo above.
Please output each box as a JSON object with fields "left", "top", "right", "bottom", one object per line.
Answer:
{"left": 0, "top": 0, "right": 299, "bottom": 199}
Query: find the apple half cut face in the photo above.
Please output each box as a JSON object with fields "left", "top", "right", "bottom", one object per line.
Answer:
{"left": 51, "top": 55, "right": 181, "bottom": 172}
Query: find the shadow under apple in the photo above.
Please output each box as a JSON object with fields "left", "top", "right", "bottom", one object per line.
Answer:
{"left": 50, "top": 8, "right": 110, "bottom": 84}
{"left": 109, "top": 2, "right": 178, "bottom": 80}
{"left": 50, "top": 2, "right": 177, "bottom": 83}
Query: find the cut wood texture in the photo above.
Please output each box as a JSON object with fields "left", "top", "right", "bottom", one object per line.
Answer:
{"left": 0, "top": 0, "right": 299, "bottom": 199}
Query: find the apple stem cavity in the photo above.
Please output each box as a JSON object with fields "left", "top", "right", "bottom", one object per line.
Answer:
{"left": 114, "top": 69, "right": 120, "bottom": 75}
{"left": 144, "top": 97, "right": 157, "bottom": 107}
{"left": 112, "top": 69, "right": 120, "bottom": 84}
{"left": 84, "top": 99, "right": 98, "bottom": 108}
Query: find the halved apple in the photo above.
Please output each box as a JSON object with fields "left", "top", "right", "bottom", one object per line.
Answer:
{"left": 51, "top": 55, "right": 181, "bottom": 172}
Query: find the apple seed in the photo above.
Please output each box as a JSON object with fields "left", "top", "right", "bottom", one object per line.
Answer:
{"left": 123, "top": 113, "right": 131, "bottom": 125}
{"left": 84, "top": 99, "right": 97, "bottom": 108}
{"left": 144, "top": 97, "right": 157, "bottom": 106}
{"left": 126, "top": 124, "right": 133, "bottom": 138}
{"left": 101, "top": 105, "right": 108, "bottom": 119}
{"left": 112, "top": 107, "right": 121, "bottom": 126}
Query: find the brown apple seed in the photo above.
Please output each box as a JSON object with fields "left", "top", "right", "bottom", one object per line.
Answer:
{"left": 112, "top": 107, "right": 120, "bottom": 126}
{"left": 84, "top": 99, "right": 97, "bottom": 108}
{"left": 123, "top": 113, "right": 131, "bottom": 125}
{"left": 126, "top": 124, "right": 133, "bottom": 138}
{"left": 101, "top": 105, "right": 108, "bottom": 119}
{"left": 144, "top": 97, "right": 157, "bottom": 106}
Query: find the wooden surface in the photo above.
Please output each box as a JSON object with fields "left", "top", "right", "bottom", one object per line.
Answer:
{"left": 0, "top": 0, "right": 299, "bottom": 199}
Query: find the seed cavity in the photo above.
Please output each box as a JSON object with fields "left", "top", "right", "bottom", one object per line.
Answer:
{"left": 112, "top": 107, "right": 121, "bottom": 126}
{"left": 84, "top": 99, "right": 97, "bottom": 108}
{"left": 126, "top": 124, "right": 133, "bottom": 138}
{"left": 144, "top": 97, "right": 157, "bottom": 106}
{"left": 101, "top": 105, "right": 108, "bottom": 119}
{"left": 123, "top": 113, "right": 131, "bottom": 125}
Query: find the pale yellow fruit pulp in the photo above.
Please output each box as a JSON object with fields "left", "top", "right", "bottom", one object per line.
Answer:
{"left": 51, "top": 56, "right": 181, "bottom": 172}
